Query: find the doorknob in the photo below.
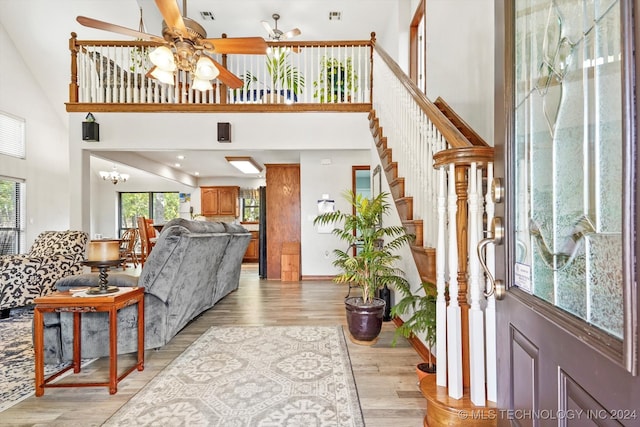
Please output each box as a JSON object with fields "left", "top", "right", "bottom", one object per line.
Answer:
{"left": 478, "top": 217, "right": 506, "bottom": 300}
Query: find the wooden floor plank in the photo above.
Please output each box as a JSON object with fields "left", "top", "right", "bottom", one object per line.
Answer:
{"left": 0, "top": 266, "right": 426, "bottom": 426}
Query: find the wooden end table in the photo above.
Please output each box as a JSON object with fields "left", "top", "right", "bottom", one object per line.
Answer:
{"left": 33, "top": 286, "right": 144, "bottom": 396}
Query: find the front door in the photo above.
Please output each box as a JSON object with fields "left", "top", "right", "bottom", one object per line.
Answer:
{"left": 494, "top": 0, "right": 639, "bottom": 425}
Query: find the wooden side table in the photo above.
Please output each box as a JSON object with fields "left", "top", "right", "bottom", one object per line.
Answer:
{"left": 33, "top": 287, "right": 144, "bottom": 396}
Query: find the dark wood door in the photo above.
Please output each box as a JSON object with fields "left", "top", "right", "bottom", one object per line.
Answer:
{"left": 494, "top": 1, "right": 640, "bottom": 425}
{"left": 265, "top": 164, "right": 300, "bottom": 279}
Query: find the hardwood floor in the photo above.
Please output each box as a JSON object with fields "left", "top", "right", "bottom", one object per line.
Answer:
{"left": 1, "top": 265, "right": 427, "bottom": 426}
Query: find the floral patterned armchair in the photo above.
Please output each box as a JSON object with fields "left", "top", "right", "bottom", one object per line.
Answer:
{"left": 0, "top": 230, "right": 88, "bottom": 317}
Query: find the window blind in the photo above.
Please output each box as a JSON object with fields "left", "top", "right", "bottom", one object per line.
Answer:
{"left": 0, "top": 111, "right": 26, "bottom": 159}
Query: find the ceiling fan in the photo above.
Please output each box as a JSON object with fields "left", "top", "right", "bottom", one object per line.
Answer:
{"left": 261, "top": 13, "right": 302, "bottom": 41}
{"left": 76, "top": 0, "right": 268, "bottom": 90}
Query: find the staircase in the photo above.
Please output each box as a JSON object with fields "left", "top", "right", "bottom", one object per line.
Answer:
{"left": 370, "top": 44, "right": 498, "bottom": 426}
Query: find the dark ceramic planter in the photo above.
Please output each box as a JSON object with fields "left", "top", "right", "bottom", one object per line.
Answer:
{"left": 345, "top": 297, "right": 386, "bottom": 343}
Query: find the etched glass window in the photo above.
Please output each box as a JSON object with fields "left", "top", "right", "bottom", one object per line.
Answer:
{"left": 513, "top": 0, "right": 623, "bottom": 338}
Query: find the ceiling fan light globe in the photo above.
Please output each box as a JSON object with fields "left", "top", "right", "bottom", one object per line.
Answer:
{"left": 149, "top": 46, "right": 176, "bottom": 71}
{"left": 149, "top": 66, "right": 176, "bottom": 85}
{"left": 195, "top": 57, "right": 219, "bottom": 80}
{"left": 192, "top": 77, "right": 213, "bottom": 92}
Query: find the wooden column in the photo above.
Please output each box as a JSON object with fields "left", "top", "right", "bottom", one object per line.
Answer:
{"left": 454, "top": 164, "right": 470, "bottom": 389}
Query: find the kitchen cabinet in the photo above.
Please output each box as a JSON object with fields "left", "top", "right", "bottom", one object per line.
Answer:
{"left": 200, "top": 186, "right": 239, "bottom": 217}
{"left": 243, "top": 231, "right": 259, "bottom": 262}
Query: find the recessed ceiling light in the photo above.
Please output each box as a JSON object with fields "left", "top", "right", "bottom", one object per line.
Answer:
{"left": 177, "top": 155, "right": 185, "bottom": 160}
{"left": 174, "top": 163, "right": 181, "bottom": 167}
{"left": 200, "top": 11, "right": 215, "bottom": 20}
{"left": 194, "top": 171, "right": 200, "bottom": 176}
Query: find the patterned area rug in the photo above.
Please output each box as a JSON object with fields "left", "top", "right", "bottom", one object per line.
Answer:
{"left": 105, "top": 326, "right": 365, "bottom": 427}
{"left": 0, "top": 307, "right": 94, "bottom": 413}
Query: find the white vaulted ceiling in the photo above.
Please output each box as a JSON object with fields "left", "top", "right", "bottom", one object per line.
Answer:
{"left": 0, "top": 0, "right": 410, "bottom": 180}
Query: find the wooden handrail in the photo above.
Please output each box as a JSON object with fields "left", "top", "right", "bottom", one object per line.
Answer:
{"left": 433, "top": 146, "right": 495, "bottom": 168}
{"left": 372, "top": 43, "right": 472, "bottom": 149}
{"left": 434, "top": 97, "right": 490, "bottom": 147}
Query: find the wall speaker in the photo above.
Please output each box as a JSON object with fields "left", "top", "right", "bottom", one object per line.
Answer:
{"left": 82, "top": 121, "right": 100, "bottom": 141}
{"left": 217, "top": 122, "right": 231, "bottom": 142}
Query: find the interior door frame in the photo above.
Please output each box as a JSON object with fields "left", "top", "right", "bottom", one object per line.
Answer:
{"left": 494, "top": 0, "right": 640, "bottom": 375}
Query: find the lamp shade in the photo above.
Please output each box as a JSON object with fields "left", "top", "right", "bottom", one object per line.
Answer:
{"left": 149, "top": 46, "right": 176, "bottom": 71}
{"left": 148, "top": 66, "right": 175, "bottom": 85}
{"left": 87, "top": 240, "right": 120, "bottom": 261}
{"left": 192, "top": 77, "right": 213, "bottom": 92}
{"left": 194, "top": 56, "right": 219, "bottom": 80}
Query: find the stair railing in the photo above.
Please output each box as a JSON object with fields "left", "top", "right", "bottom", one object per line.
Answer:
{"left": 372, "top": 43, "right": 496, "bottom": 406}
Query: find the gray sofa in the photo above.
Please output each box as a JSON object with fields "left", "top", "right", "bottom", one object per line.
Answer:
{"left": 42, "top": 218, "right": 251, "bottom": 363}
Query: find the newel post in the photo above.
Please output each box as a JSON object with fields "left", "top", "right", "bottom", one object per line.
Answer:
{"left": 69, "top": 32, "right": 79, "bottom": 103}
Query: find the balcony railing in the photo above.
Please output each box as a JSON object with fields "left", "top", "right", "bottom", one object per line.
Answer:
{"left": 67, "top": 32, "right": 374, "bottom": 111}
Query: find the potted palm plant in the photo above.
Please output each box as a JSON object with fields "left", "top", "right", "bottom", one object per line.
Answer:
{"left": 241, "top": 47, "right": 305, "bottom": 103}
{"left": 313, "top": 190, "right": 414, "bottom": 344}
{"left": 313, "top": 56, "right": 358, "bottom": 103}
{"left": 391, "top": 281, "right": 437, "bottom": 377}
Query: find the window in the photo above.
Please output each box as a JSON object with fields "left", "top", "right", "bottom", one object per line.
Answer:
{"left": 241, "top": 197, "right": 260, "bottom": 222}
{"left": 0, "top": 178, "right": 25, "bottom": 254}
{"left": 118, "top": 192, "right": 179, "bottom": 235}
{"left": 239, "top": 188, "right": 260, "bottom": 222}
{"left": 0, "top": 111, "right": 26, "bottom": 159}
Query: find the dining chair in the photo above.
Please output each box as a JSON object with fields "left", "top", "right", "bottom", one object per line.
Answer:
{"left": 137, "top": 216, "right": 156, "bottom": 265}
{"left": 119, "top": 228, "right": 139, "bottom": 269}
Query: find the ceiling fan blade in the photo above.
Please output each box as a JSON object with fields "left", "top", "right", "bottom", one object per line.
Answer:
{"left": 210, "top": 59, "right": 243, "bottom": 89}
{"left": 282, "top": 28, "right": 302, "bottom": 40}
{"left": 203, "top": 37, "right": 268, "bottom": 55}
{"left": 76, "top": 16, "right": 164, "bottom": 42}
{"left": 261, "top": 21, "right": 276, "bottom": 38}
{"left": 155, "top": 0, "right": 187, "bottom": 35}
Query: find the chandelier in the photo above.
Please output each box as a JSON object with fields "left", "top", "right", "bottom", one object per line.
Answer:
{"left": 99, "top": 165, "right": 129, "bottom": 185}
{"left": 146, "top": 18, "right": 220, "bottom": 92}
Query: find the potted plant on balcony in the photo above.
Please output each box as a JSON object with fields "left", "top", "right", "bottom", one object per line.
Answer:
{"left": 391, "top": 281, "right": 437, "bottom": 378}
{"left": 313, "top": 56, "right": 358, "bottom": 103}
{"left": 241, "top": 47, "right": 305, "bottom": 103}
{"left": 313, "top": 190, "right": 414, "bottom": 344}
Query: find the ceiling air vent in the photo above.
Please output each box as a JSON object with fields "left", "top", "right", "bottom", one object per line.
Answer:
{"left": 199, "top": 11, "right": 215, "bottom": 21}
{"left": 329, "top": 11, "right": 342, "bottom": 21}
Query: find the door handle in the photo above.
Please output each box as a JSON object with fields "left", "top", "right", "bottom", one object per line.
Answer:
{"left": 478, "top": 217, "right": 506, "bottom": 300}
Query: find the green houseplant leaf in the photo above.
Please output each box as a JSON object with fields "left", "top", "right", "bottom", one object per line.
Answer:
{"left": 312, "top": 56, "right": 358, "bottom": 103}
{"left": 241, "top": 48, "right": 305, "bottom": 100}
{"left": 313, "top": 190, "right": 414, "bottom": 304}
{"left": 391, "top": 281, "right": 437, "bottom": 368}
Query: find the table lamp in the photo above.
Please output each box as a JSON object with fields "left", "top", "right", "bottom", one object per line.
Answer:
{"left": 85, "top": 240, "right": 122, "bottom": 294}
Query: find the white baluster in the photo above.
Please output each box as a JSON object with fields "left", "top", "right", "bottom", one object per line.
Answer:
{"left": 436, "top": 166, "right": 448, "bottom": 387}
{"left": 468, "top": 162, "right": 486, "bottom": 405}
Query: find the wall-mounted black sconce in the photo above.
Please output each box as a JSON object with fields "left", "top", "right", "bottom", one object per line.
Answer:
{"left": 82, "top": 112, "right": 99, "bottom": 141}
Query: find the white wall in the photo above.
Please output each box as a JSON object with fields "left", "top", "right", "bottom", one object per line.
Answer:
{"left": 301, "top": 150, "right": 370, "bottom": 276}
{"left": 89, "top": 159, "right": 197, "bottom": 239}
{"left": 0, "top": 23, "right": 71, "bottom": 248}
{"left": 425, "top": 0, "right": 495, "bottom": 144}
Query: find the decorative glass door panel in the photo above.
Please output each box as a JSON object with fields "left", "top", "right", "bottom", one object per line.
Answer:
{"left": 513, "top": 0, "right": 623, "bottom": 338}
